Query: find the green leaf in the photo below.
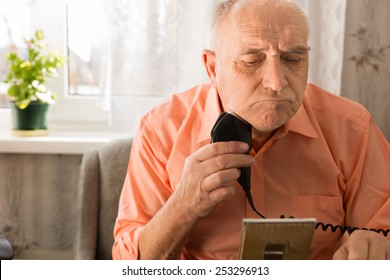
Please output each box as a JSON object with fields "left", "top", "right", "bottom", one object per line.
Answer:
{"left": 35, "top": 30, "right": 44, "bottom": 41}
{"left": 7, "top": 85, "right": 19, "bottom": 97}
{"left": 19, "top": 61, "right": 32, "bottom": 69}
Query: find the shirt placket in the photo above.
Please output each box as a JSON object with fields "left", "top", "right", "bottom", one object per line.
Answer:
{"left": 246, "top": 127, "right": 289, "bottom": 219}
{"left": 246, "top": 151, "right": 266, "bottom": 218}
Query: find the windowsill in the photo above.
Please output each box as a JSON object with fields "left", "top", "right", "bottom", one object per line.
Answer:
{"left": 0, "top": 129, "right": 130, "bottom": 155}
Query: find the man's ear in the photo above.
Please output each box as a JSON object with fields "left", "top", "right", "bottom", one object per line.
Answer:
{"left": 202, "top": 49, "right": 217, "bottom": 87}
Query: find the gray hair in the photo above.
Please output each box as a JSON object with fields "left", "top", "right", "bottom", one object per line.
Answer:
{"left": 208, "top": 0, "right": 309, "bottom": 49}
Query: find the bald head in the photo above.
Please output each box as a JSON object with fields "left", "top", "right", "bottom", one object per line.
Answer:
{"left": 210, "top": 0, "right": 309, "bottom": 49}
{"left": 202, "top": 0, "right": 310, "bottom": 135}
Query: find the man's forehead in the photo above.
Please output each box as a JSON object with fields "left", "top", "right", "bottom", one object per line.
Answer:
{"left": 221, "top": 2, "right": 308, "bottom": 47}
{"left": 235, "top": 25, "right": 307, "bottom": 45}
{"left": 224, "top": 0, "right": 308, "bottom": 36}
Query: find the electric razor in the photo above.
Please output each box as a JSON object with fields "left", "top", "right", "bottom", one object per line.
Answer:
{"left": 210, "top": 111, "right": 252, "bottom": 192}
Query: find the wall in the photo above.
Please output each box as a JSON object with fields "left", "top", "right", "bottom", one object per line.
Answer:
{"left": 0, "top": 153, "right": 81, "bottom": 259}
{"left": 342, "top": 0, "right": 390, "bottom": 140}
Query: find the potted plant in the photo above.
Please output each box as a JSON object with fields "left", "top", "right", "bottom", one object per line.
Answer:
{"left": 4, "top": 30, "right": 65, "bottom": 136}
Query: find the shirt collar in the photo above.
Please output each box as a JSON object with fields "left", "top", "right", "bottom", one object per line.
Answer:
{"left": 285, "top": 103, "right": 319, "bottom": 139}
{"left": 197, "top": 87, "right": 319, "bottom": 143}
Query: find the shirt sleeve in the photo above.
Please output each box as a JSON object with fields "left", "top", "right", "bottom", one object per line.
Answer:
{"left": 112, "top": 118, "right": 173, "bottom": 259}
{"left": 344, "top": 117, "right": 390, "bottom": 239}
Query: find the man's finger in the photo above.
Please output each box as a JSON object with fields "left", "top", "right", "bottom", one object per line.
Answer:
{"left": 200, "top": 168, "right": 240, "bottom": 192}
{"left": 368, "top": 239, "right": 387, "bottom": 260}
{"left": 333, "top": 245, "right": 348, "bottom": 260}
{"left": 195, "top": 141, "right": 250, "bottom": 162}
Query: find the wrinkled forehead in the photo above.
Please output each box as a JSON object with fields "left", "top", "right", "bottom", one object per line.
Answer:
{"left": 218, "top": 0, "right": 308, "bottom": 48}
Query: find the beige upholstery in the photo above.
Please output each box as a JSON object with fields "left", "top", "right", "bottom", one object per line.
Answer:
{"left": 73, "top": 138, "right": 132, "bottom": 259}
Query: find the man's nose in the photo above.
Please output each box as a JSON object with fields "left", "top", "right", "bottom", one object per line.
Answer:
{"left": 260, "top": 59, "right": 288, "bottom": 92}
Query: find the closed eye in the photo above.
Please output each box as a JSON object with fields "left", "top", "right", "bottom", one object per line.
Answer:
{"left": 281, "top": 55, "right": 304, "bottom": 63}
{"left": 243, "top": 60, "right": 262, "bottom": 66}
{"left": 240, "top": 53, "right": 266, "bottom": 67}
{"left": 281, "top": 46, "right": 310, "bottom": 64}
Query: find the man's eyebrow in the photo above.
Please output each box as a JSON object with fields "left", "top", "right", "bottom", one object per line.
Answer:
{"left": 239, "top": 46, "right": 311, "bottom": 56}
{"left": 283, "top": 46, "right": 311, "bottom": 54}
{"left": 239, "top": 48, "right": 266, "bottom": 55}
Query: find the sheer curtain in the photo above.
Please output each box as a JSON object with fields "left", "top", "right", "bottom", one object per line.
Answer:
{"left": 99, "top": 0, "right": 347, "bottom": 133}
{"left": 294, "top": 0, "right": 347, "bottom": 95}
{"left": 99, "top": 0, "right": 214, "bottom": 133}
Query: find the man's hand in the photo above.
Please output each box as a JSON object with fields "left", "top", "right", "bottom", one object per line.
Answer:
{"left": 172, "top": 141, "right": 256, "bottom": 220}
{"left": 333, "top": 230, "right": 390, "bottom": 260}
{"left": 138, "top": 141, "right": 256, "bottom": 259}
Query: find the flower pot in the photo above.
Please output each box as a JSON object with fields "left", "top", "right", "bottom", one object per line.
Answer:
{"left": 11, "top": 102, "right": 50, "bottom": 136}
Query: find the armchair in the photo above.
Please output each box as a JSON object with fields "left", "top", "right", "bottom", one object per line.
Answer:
{"left": 73, "top": 138, "right": 133, "bottom": 259}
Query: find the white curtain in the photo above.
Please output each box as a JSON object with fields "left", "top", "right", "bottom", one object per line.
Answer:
{"left": 293, "top": 0, "right": 347, "bottom": 95}
{"left": 99, "top": 0, "right": 214, "bottom": 133}
{"left": 99, "top": 0, "right": 347, "bottom": 133}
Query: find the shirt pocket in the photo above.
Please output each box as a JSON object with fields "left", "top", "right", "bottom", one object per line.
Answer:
{"left": 291, "top": 195, "right": 345, "bottom": 223}
{"left": 291, "top": 195, "right": 345, "bottom": 259}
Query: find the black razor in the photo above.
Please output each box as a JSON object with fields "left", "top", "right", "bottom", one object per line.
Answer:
{"left": 210, "top": 111, "right": 265, "bottom": 218}
{"left": 210, "top": 111, "right": 252, "bottom": 192}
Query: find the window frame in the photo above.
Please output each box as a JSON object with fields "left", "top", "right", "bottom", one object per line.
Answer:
{"left": 0, "top": 0, "right": 111, "bottom": 132}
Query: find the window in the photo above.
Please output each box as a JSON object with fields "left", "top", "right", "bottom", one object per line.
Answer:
{"left": 0, "top": 0, "right": 111, "bottom": 131}
{"left": 65, "top": 0, "right": 214, "bottom": 133}
{"left": 0, "top": 0, "right": 27, "bottom": 108}
{"left": 32, "top": 0, "right": 110, "bottom": 130}
{"left": 1, "top": 0, "right": 214, "bottom": 132}
{"left": 67, "top": 0, "right": 105, "bottom": 96}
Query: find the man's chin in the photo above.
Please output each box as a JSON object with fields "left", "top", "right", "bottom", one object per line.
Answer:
{"left": 250, "top": 113, "right": 289, "bottom": 133}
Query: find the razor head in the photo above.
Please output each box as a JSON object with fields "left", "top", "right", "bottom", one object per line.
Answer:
{"left": 210, "top": 111, "right": 252, "bottom": 191}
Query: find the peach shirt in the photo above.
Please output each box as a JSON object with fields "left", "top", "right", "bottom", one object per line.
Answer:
{"left": 113, "top": 83, "right": 390, "bottom": 260}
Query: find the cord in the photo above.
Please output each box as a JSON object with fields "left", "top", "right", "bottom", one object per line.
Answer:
{"left": 245, "top": 189, "right": 266, "bottom": 219}
{"left": 279, "top": 215, "right": 390, "bottom": 237}
{"left": 245, "top": 189, "right": 389, "bottom": 237}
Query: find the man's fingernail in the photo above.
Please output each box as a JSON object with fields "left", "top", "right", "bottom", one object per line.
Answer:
{"left": 240, "top": 143, "right": 249, "bottom": 150}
